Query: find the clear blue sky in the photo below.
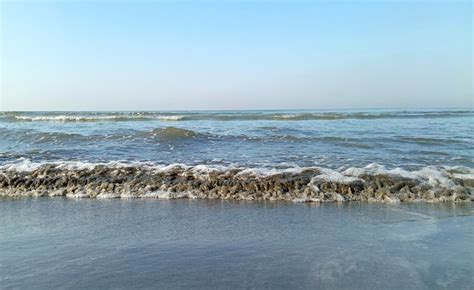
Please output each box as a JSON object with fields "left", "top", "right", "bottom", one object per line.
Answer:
{"left": 1, "top": 1, "right": 472, "bottom": 110}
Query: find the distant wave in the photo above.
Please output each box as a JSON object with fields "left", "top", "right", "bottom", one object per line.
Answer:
{"left": 142, "top": 127, "right": 201, "bottom": 139}
{"left": 9, "top": 114, "right": 186, "bottom": 122}
{"left": 154, "top": 115, "right": 186, "bottom": 121}
{"left": 1, "top": 110, "right": 472, "bottom": 123}
{"left": 0, "top": 129, "right": 91, "bottom": 144}
{"left": 268, "top": 111, "right": 474, "bottom": 121}
{"left": 2, "top": 126, "right": 469, "bottom": 148}
{"left": 1, "top": 159, "right": 473, "bottom": 202}
{"left": 0, "top": 127, "right": 206, "bottom": 144}
{"left": 397, "top": 136, "right": 466, "bottom": 145}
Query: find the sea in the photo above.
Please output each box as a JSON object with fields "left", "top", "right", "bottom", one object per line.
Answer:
{"left": 1, "top": 109, "right": 473, "bottom": 169}
{"left": 1, "top": 109, "right": 473, "bottom": 289}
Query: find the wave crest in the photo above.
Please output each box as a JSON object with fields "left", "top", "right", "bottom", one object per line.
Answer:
{"left": 2, "top": 110, "right": 472, "bottom": 123}
{"left": 146, "top": 127, "right": 200, "bottom": 139}
{"left": 10, "top": 114, "right": 185, "bottom": 122}
{"left": 1, "top": 160, "right": 472, "bottom": 202}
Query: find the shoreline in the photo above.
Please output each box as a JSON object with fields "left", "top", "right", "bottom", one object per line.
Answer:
{"left": 1, "top": 163, "right": 473, "bottom": 203}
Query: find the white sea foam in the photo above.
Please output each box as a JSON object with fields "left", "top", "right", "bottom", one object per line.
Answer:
{"left": 311, "top": 168, "right": 361, "bottom": 184}
{"left": 277, "top": 114, "right": 298, "bottom": 119}
{"left": 15, "top": 115, "right": 134, "bottom": 122}
{"left": 48, "top": 190, "right": 66, "bottom": 197}
{"left": 341, "top": 163, "right": 472, "bottom": 190}
{"left": 66, "top": 192, "right": 89, "bottom": 198}
{"left": 155, "top": 163, "right": 189, "bottom": 172}
{"left": 234, "top": 166, "right": 304, "bottom": 177}
{"left": 344, "top": 163, "right": 419, "bottom": 180}
{"left": 0, "top": 158, "right": 43, "bottom": 172}
{"left": 154, "top": 115, "right": 185, "bottom": 121}
{"left": 452, "top": 173, "right": 474, "bottom": 181}
{"left": 14, "top": 114, "right": 185, "bottom": 122}
{"left": 97, "top": 193, "right": 121, "bottom": 199}
{"left": 413, "top": 167, "right": 455, "bottom": 188}
{"left": 142, "top": 191, "right": 195, "bottom": 199}
{"left": 0, "top": 158, "right": 145, "bottom": 172}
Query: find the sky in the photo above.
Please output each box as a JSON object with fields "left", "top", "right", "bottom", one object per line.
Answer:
{"left": 0, "top": 1, "right": 472, "bottom": 111}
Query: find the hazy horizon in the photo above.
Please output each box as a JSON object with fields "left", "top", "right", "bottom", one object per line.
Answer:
{"left": 1, "top": 1, "right": 472, "bottom": 111}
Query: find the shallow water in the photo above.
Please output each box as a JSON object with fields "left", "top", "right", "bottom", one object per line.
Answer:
{"left": 1, "top": 199, "right": 473, "bottom": 289}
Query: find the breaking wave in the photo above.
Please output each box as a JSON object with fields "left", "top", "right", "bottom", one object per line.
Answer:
{"left": 1, "top": 159, "right": 472, "bottom": 202}
{"left": 1, "top": 110, "right": 472, "bottom": 123}
{"left": 9, "top": 114, "right": 186, "bottom": 122}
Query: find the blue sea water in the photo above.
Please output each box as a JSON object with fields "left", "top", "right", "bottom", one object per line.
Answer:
{"left": 0, "top": 109, "right": 473, "bottom": 169}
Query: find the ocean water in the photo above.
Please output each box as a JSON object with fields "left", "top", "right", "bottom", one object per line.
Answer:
{"left": 2, "top": 109, "right": 473, "bottom": 201}
{"left": 1, "top": 199, "right": 473, "bottom": 289}
{"left": 1, "top": 110, "right": 474, "bottom": 288}
{"left": 1, "top": 109, "right": 473, "bottom": 169}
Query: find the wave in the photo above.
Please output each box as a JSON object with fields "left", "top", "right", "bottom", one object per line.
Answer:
{"left": 1, "top": 159, "right": 472, "bottom": 202}
{"left": 268, "top": 110, "right": 474, "bottom": 121}
{"left": 142, "top": 127, "right": 201, "bottom": 139}
{"left": 8, "top": 114, "right": 186, "bottom": 122}
{"left": 155, "top": 115, "right": 185, "bottom": 121}
{"left": 397, "top": 136, "right": 465, "bottom": 145}
{"left": 2, "top": 110, "right": 472, "bottom": 122}
{"left": 2, "top": 126, "right": 467, "bottom": 149}
{"left": 0, "top": 127, "right": 205, "bottom": 144}
{"left": 0, "top": 129, "right": 90, "bottom": 144}
{"left": 0, "top": 127, "right": 367, "bottom": 145}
